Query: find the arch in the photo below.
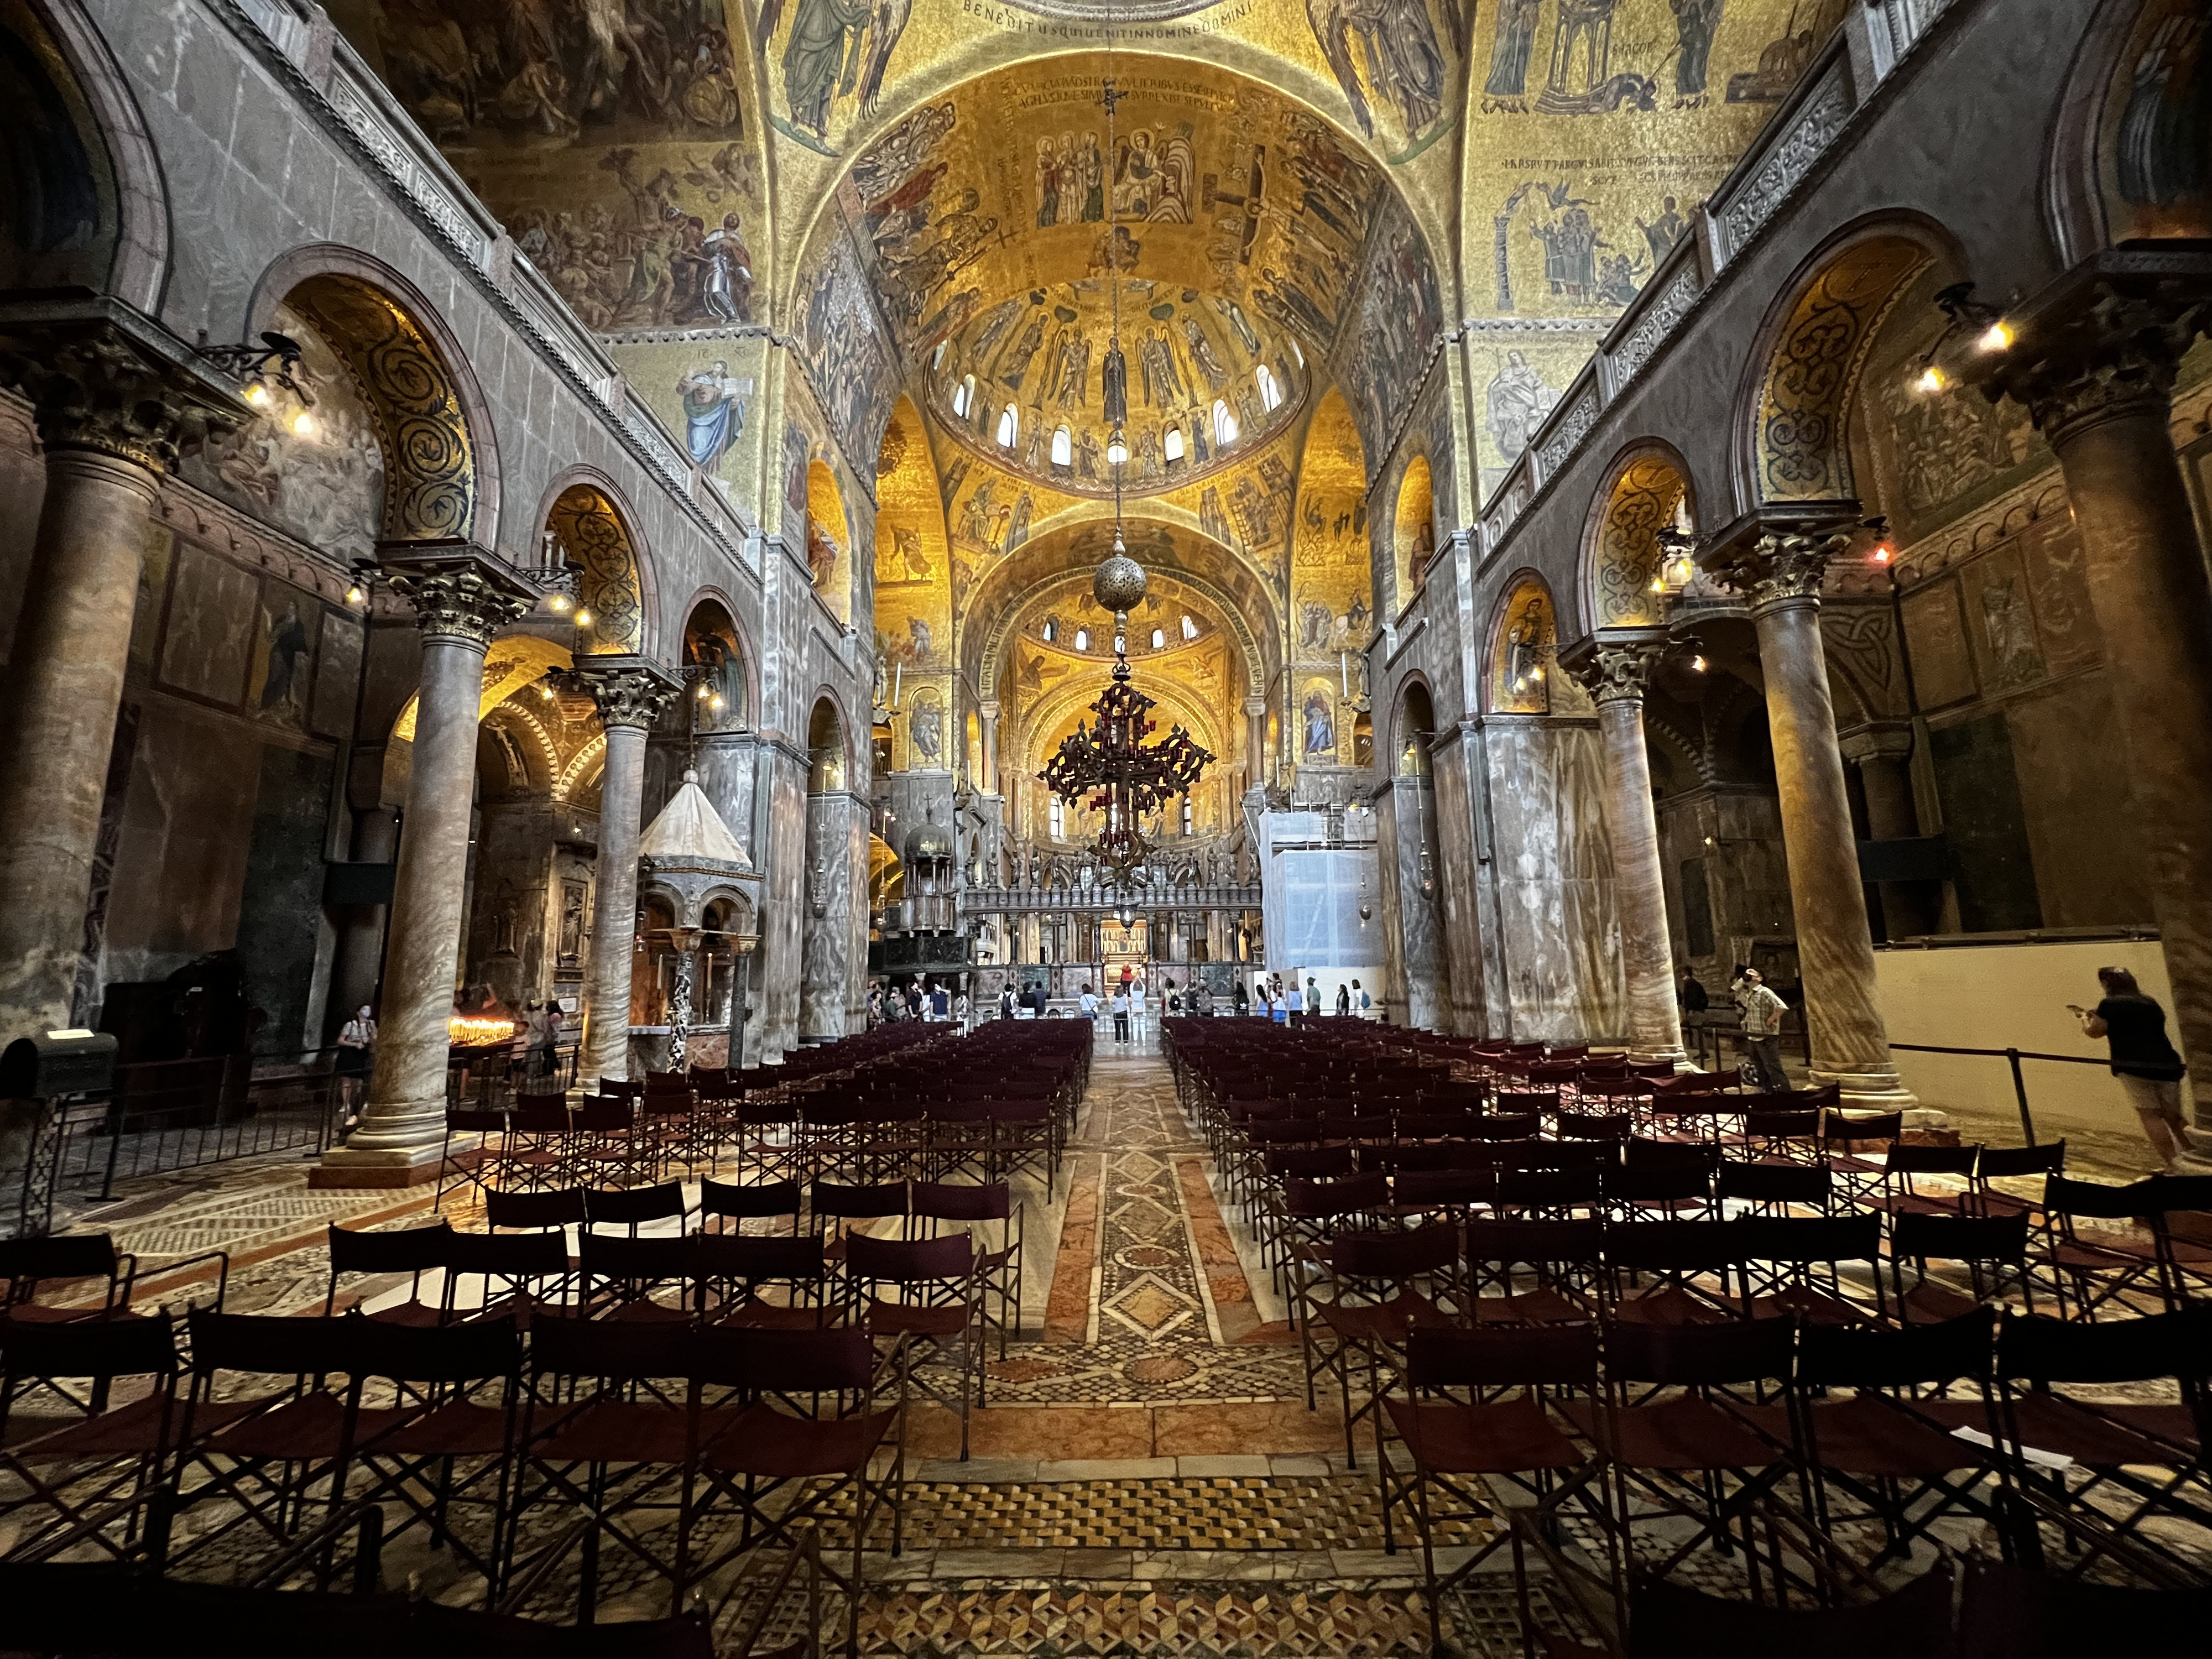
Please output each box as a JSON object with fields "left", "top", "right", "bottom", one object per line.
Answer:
{"left": 1393, "top": 676, "right": 1437, "bottom": 778}
{"left": 390, "top": 633, "right": 574, "bottom": 742}
{"left": 1737, "top": 217, "right": 1961, "bottom": 510}
{"left": 807, "top": 692, "right": 852, "bottom": 792}
{"left": 534, "top": 466, "right": 662, "bottom": 655}
{"left": 1392, "top": 454, "right": 1436, "bottom": 612}
{"left": 2048, "top": 0, "right": 2212, "bottom": 263}
{"left": 682, "top": 594, "right": 753, "bottom": 732}
{"left": 1, "top": 0, "right": 165, "bottom": 310}
{"left": 543, "top": 481, "right": 649, "bottom": 658}
{"left": 1578, "top": 441, "right": 1697, "bottom": 633}
{"left": 478, "top": 701, "right": 560, "bottom": 797}
{"left": 1485, "top": 569, "right": 1559, "bottom": 715}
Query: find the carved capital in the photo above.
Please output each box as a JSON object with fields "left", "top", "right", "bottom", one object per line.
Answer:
{"left": 1838, "top": 722, "right": 1914, "bottom": 767}
{"left": 1573, "top": 640, "right": 1666, "bottom": 706}
{"left": 1243, "top": 696, "right": 1270, "bottom": 718}
{"left": 0, "top": 319, "right": 244, "bottom": 476}
{"left": 977, "top": 698, "right": 1001, "bottom": 721}
{"left": 1708, "top": 530, "right": 1849, "bottom": 613}
{"left": 565, "top": 654, "right": 683, "bottom": 730}
{"left": 375, "top": 541, "right": 546, "bottom": 646}
{"left": 1980, "top": 282, "right": 2209, "bottom": 445}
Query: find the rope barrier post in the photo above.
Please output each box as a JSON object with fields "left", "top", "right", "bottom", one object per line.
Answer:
{"left": 2005, "top": 1047, "right": 2037, "bottom": 1146}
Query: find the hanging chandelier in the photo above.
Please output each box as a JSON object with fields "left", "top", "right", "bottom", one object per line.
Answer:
{"left": 1037, "top": 16, "right": 1212, "bottom": 884}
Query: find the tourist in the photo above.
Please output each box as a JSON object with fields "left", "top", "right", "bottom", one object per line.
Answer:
{"left": 1285, "top": 977, "right": 1305, "bottom": 1027}
{"left": 1233, "top": 979, "right": 1249, "bottom": 1018}
{"left": 1027, "top": 980, "right": 1049, "bottom": 1018}
{"left": 1678, "top": 967, "right": 1709, "bottom": 1014}
{"left": 1335, "top": 981, "right": 1351, "bottom": 1018}
{"left": 931, "top": 980, "right": 952, "bottom": 1021}
{"left": 1079, "top": 982, "right": 1099, "bottom": 1023}
{"left": 1130, "top": 977, "right": 1148, "bottom": 1044}
{"left": 1306, "top": 977, "right": 1321, "bottom": 1022}
{"left": 1162, "top": 978, "right": 1181, "bottom": 1015}
{"left": 1734, "top": 967, "right": 1789, "bottom": 1092}
{"left": 1192, "top": 978, "right": 1213, "bottom": 1016}
{"left": 2072, "top": 967, "right": 2189, "bottom": 1168}
{"left": 1352, "top": 978, "right": 1370, "bottom": 1017}
{"left": 1110, "top": 983, "right": 1130, "bottom": 1042}
{"left": 999, "top": 983, "right": 1016, "bottom": 1021}
{"left": 953, "top": 988, "right": 968, "bottom": 1029}
{"left": 868, "top": 982, "right": 885, "bottom": 1027}
{"left": 906, "top": 981, "right": 926, "bottom": 1021}
{"left": 335, "top": 1003, "right": 375, "bottom": 1126}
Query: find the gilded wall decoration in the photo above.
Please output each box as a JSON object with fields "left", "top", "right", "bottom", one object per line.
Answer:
{"left": 547, "top": 484, "right": 644, "bottom": 655}
{"left": 182, "top": 302, "right": 384, "bottom": 562}
{"left": 1590, "top": 452, "right": 1687, "bottom": 628}
{"left": 1392, "top": 452, "right": 1437, "bottom": 608}
{"left": 1490, "top": 573, "right": 1556, "bottom": 714}
{"left": 872, "top": 401, "right": 952, "bottom": 716}
{"left": 247, "top": 586, "right": 321, "bottom": 732}
{"left": 608, "top": 335, "right": 769, "bottom": 502}
{"left": 286, "top": 274, "right": 476, "bottom": 545}
{"left": 1291, "top": 388, "right": 1374, "bottom": 674}
{"left": 335, "top": 2, "right": 764, "bottom": 328}
{"left": 1307, "top": 0, "right": 1463, "bottom": 154}
{"left": 1338, "top": 191, "right": 1444, "bottom": 468}
{"left": 799, "top": 235, "right": 900, "bottom": 465}
{"left": 684, "top": 598, "right": 749, "bottom": 731}
{"left": 2096, "top": 0, "right": 2210, "bottom": 244}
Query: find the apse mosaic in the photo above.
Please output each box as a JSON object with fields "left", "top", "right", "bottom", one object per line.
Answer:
{"left": 1290, "top": 390, "right": 1375, "bottom": 673}
{"left": 927, "top": 280, "right": 1308, "bottom": 497}
{"left": 1491, "top": 573, "right": 1558, "bottom": 715}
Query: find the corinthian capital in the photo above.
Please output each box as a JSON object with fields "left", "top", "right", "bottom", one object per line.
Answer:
{"left": 1706, "top": 529, "right": 1850, "bottom": 612}
{"left": 1973, "top": 255, "right": 2211, "bottom": 445}
{"left": 375, "top": 541, "right": 547, "bottom": 646}
{"left": 1563, "top": 633, "right": 1667, "bottom": 705}
{"left": 0, "top": 308, "right": 246, "bottom": 476}
{"left": 566, "top": 654, "right": 682, "bottom": 730}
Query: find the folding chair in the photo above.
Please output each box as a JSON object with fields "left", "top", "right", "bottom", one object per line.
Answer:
{"left": 583, "top": 1182, "right": 692, "bottom": 1238}
{"left": 696, "top": 1234, "right": 833, "bottom": 1330}
{"left": 1271, "top": 1172, "right": 1393, "bottom": 1303}
{"left": 844, "top": 1233, "right": 984, "bottom": 1459}
{"left": 324, "top": 1222, "right": 454, "bottom": 1325}
{"left": 1986, "top": 1310, "right": 2211, "bottom": 1589}
{"left": 1717, "top": 1160, "right": 1835, "bottom": 1217}
{"left": 1610, "top": 1142, "right": 1720, "bottom": 1219}
{"left": 1605, "top": 1221, "right": 1744, "bottom": 1326}
{"left": 1890, "top": 1213, "right": 2034, "bottom": 1325}
{"left": 1819, "top": 1112, "right": 1905, "bottom": 1208}
{"left": 1969, "top": 1142, "right": 2065, "bottom": 1220}
{"left": 578, "top": 1234, "right": 699, "bottom": 1323}
{"left": 1955, "top": 1554, "right": 2212, "bottom": 1655}
{"left": 485, "top": 1187, "right": 586, "bottom": 1235}
{"left": 165, "top": 1313, "right": 380, "bottom": 1572}
{"left": 909, "top": 1182, "right": 1023, "bottom": 1358}
{"left": 700, "top": 1178, "right": 804, "bottom": 1237}
{"left": 1462, "top": 1219, "right": 1605, "bottom": 1326}
{"left": 1879, "top": 1144, "right": 1979, "bottom": 1218}
{"left": 810, "top": 1181, "right": 909, "bottom": 1270}
{"left": 0, "top": 1313, "right": 181, "bottom": 1563}
{"left": 435, "top": 1107, "right": 508, "bottom": 1212}
{"left": 1620, "top": 1562, "right": 1956, "bottom": 1659}
{"left": 687, "top": 1324, "right": 904, "bottom": 1658}
{"left": 2035, "top": 1175, "right": 2170, "bottom": 1321}
{"left": 1734, "top": 1215, "right": 1886, "bottom": 1326}
{"left": 1789, "top": 1309, "right": 2012, "bottom": 1569}
{"left": 500, "top": 1316, "right": 702, "bottom": 1624}
{"left": 1575, "top": 1319, "right": 1801, "bottom": 1604}
{"left": 440, "top": 1230, "right": 571, "bottom": 1323}
{"left": 1378, "top": 1324, "right": 1611, "bottom": 1659}
{"left": 1297, "top": 1222, "right": 1460, "bottom": 1465}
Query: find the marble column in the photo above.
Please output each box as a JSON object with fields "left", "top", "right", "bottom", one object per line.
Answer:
{"left": 571, "top": 657, "right": 681, "bottom": 1086}
{"left": 978, "top": 698, "right": 1001, "bottom": 795}
{"left": 324, "top": 550, "right": 543, "bottom": 1181}
{"left": 1839, "top": 724, "right": 1931, "bottom": 940}
{"left": 1244, "top": 696, "right": 1269, "bottom": 790}
{"left": 1985, "top": 281, "right": 2212, "bottom": 1130}
{"left": 0, "top": 322, "right": 241, "bottom": 1044}
{"left": 1565, "top": 634, "right": 1687, "bottom": 1066}
{"left": 1708, "top": 531, "right": 1914, "bottom": 1109}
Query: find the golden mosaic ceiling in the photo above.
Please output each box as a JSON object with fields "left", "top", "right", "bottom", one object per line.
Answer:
{"left": 926, "top": 279, "right": 1308, "bottom": 499}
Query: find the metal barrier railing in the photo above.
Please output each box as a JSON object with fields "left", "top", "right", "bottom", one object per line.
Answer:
{"left": 1886, "top": 1041, "right": 2111, "bottom": 1146}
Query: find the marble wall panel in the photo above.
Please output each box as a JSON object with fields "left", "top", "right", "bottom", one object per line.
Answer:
{"left": 156, "top": 541, "right": 257, "bottom": 705}
{"left": 1371, "top": 786, "right": 1409, "bottom": 1024}
{"left": 1482, "top": 717, "right": 1623, "bottom": 1043}
{"left": 233, "top": 743, "right": 337, "bottom": 1052}
{"left": 756, "top": 752, "right": 808, "bottom": 1062}
{"left": 1431, "top": 731, "right": 1489, "bottom": 1036}
{"left": 799, "top": 791, "right": 857, "bottom": 1042}
{"left": 2004, "top": 683, "right": 2153, "bottom": 930}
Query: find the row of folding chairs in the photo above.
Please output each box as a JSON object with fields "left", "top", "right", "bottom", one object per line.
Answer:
{"left": 0, "top": 1310, "right": 892, "bottom": 1652}
{"left": 1374, "top": 1305, "right": 2212, "bottom": 1654}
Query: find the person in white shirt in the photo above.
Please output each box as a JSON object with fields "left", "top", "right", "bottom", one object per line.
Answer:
{"left": 1129, "top": 978, "right": 1149, "bottom": 1044}
{"left": 1285, "top": 979, "right": 1305, "bottom": 1027}
{"left": 1110, "top": 985, "right": 1131, "bottom": 1042}
{"left": 1079, "top": 984, "right": 1099, "bottom": 1024}
{"left": 1734, "top": 967, "right": 1790, "bottom": 1091}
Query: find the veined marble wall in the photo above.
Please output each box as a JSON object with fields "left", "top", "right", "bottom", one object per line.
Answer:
{"left": 1430, "top": 730, "right": 1490, "bottom": 1037}
{"left": 1382, "top": 779, "right": 1453, "bottom": 1032}
{"left": 1479, "top": 716, "right": 1624, "bottom": 1044}
{"left": 799, "top": 790, "right": 862, "bottom": 1042}
{"left": 1371, "top": 785, "right": 1409, "bottom": 1027}
{"left": 757, "top": 753, "right": 808, "bottom": 1061}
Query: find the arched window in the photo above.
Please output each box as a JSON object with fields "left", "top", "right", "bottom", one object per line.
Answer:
{"left": 1256, "top": 364, "right": 1282, "bottom": 411}
{"left": 1051, "top": 425, "right": 1072, "bottom": 466}
{"left": 996, "top": 404, "right": 1019, "bottom": 448}
{"left": 952, "top": 374, "right": 974, "bottom": 418}
{"left": 1213, "top": 399, "right": 1239, "bottom": 447}
{"left": 1042, "top": 618, "right": 1057, "bottom": 643}
{"left": 1150, "top": 627, "right": 1166, "bottom": 650}
{"left": 1049, "top": 796, "right": 1064, "bottom": 839}
{"left": 1074, "top": 627, "right": 1090, "bottom": 653}
{"left": 1163, "top": 424, "right": 1185, "bottom": 463}
{"left": 1181, "top": 614, "right": 1198, "bottom": 641}
{"left": 1181, "top": 796, "right": 1194, "bottom": 836}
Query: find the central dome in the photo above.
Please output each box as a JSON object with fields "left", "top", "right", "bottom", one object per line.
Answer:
{"left": 926, "top": 280, "right": 1306, "bottom": 498}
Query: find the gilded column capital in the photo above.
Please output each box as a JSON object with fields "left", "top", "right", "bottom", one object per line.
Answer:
{"left": 1707, "top": 529, "right": 1850, "bottom": 613}
{"left": 977, "top": 698, "right": 1001, "bottom": 721}
{"left": 1561, "top": 630, "right": 1667, "bottom": 706}
{"left": 1980, "top": 283, "right": 2208, "bottom": 446}
{"left": 374, "top": 541, "right": 547, "bottom": 646}
{"left": 565, "top": 653, "right": 683, "bottom": 730}
{"left": 1243, "top": 696, "right": 1270, "bottom": 718}
{"left": 0, "top": 314, "right": 246, "bottom": 476}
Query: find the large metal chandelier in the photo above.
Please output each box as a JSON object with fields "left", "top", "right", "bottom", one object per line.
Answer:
{"left": 1038, "top": 14, "right": 1212, "bottom": 883}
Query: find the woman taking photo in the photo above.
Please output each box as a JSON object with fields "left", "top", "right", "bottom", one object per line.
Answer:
{"left": 2072, "top": 966, "right": 2189, "bottom": 1168}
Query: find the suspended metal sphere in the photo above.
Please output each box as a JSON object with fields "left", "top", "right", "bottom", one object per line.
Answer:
{"left": 1093, "top": 552, "right": 1147, "bottom": 614}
